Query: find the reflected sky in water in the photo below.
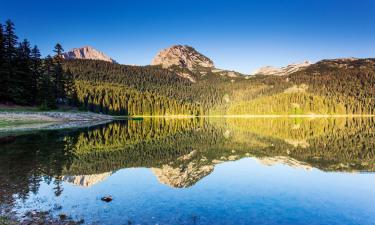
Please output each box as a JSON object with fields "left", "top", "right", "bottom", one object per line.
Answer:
{"left": 15, "top": 158, "right": 375, "bottom": 225}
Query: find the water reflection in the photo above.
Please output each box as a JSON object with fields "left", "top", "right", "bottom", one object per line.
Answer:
{"left": 0, "top": 117, "right": 374, "bottom": 224}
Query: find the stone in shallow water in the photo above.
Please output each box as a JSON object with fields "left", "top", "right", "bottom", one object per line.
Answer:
{"left": 101, "top": 196, "right": 113, "bottom": 202}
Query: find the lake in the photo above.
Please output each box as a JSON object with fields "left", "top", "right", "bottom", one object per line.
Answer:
{"left": 1, "top": 117, "right": 374, "bottom": 225}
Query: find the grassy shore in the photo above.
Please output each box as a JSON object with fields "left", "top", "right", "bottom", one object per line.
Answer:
{"left": 2, "top": 104, "right": 374, "bottom": 129}
{"left": 0, "top": 119, "right": 51, "bottom": 128}
{"left": 0, "top": 105, "right": 113, "bottom": 132}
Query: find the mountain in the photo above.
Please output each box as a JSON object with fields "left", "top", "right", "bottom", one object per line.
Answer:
{"left": 151, "top": 45, "right": 246, "bottom": 82}
{"left": 63, "top": 55, "right": 375, "bottom": 116}
{"left": 62, "top": 46, "right": 116, "bottom": 63}
{"left": 62, "top": 172, "right": 112, "bottom": 187}
{"left": 151, "top": 45, "right": 214, "bottom": 70}
{"left": 251, "top": 60, "right": 312, "bottom": 76}
{"left": 152, "top": 163, "right": 213, "bottom": 188}
{"left": 210, "top": 68, "right": 242, "bottom": 78}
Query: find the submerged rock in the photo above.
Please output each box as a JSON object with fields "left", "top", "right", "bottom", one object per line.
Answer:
{"left": 101, "top": 196, "right": 113, "bottom": 202}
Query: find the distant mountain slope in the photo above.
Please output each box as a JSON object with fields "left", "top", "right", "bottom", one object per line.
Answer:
{"left": 152, "top": 45, "right": 214, "bottom": 70}
{"left": 297, "top": 58, "right": 374, "bottom": 73}
{"left": 231, "top": 58, "right": 375, "bottom": 115}
{"left": 62, "top": 46, "right": 116, "bottom": 63}
{"left": 251, "top": 61, "right": 311, "bottom": 76}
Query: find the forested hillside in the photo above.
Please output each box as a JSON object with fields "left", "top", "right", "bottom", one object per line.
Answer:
{"left": 289, "top": 59, "right": 375, "bottom": 114}
{"left": 208, "top": 59, "right": 375, "bottom": 115}
{"left": 63, "top": 57, "right": 375, "bottom": 115}
{"left": 74, "top": 81, "right": 203, "bottom": 115}
{"left": 1, "top": 19, "right": 374, "bottom": 115}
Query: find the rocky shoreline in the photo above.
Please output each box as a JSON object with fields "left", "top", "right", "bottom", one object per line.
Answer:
{"left": 1, "top": 210, "right": 83, "bottom": 225}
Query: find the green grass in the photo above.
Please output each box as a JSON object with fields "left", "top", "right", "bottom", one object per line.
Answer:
{"left": 0, "top": 107, "right": 41, "bottom": 112}
{"left": 0, "top": 120, "right": 49, "bottom": 128}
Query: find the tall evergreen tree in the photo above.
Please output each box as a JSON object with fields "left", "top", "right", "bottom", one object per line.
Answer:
{"left": 0, "top": 23, "right": 4, "bottom": 63}
{"left": 30, "top": 45, "right": 42, "bottom": 103}
{"left": 4, "top": 20, "right": 17, "bottom": 62}
{"left": 3, "top": 20, "right": 18, "bottom": 103}
{"left": 0, "top": 23, "right": 5, "bottom": 101}
{"left": 14, "top": 39, "right": 33, "bottom": 104}
{"left": 37, "top": 55, "right": 56, "bottom": 109}
{"left": 64, "top": 69, "right": 77, "bottom": 105}
{"left": 53, "top": 43, "right": 63, "bottom": 56}
{"left": 53, "top": 43, "right": 65, "bottom": 103}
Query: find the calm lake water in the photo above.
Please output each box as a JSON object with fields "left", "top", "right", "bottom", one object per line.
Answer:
{"left": 1, "top": 118, "right": 374, "bottom": 225}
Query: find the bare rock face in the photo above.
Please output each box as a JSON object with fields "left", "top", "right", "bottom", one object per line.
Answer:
{"left": 251, "top": 61, "right": 312, "bottom": 76}
{"left": 62, "top": 46, "right": 116, "bottom": 63}
{"left": 211, "top": 68, "right": 241, "bottom": 78}
{"left": 62, "top": 172, "right": 112, "bottom": 187}
{"left": 151, "top": 45, "right": 214, "bottom": 70}
{"left": 152, "top": 163, "right": 214, "bottom": 188}
{"left": 257, "top": 156, "right": 312, "bottom": 170}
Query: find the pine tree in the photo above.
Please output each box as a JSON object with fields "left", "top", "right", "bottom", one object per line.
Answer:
{"left": 3, "top": 20, "right": 18, "bottom": 103}
{"left": 30, "top": 45, "right": 42, "bottom": 103}
{"left": 14, "top": 39, "right": 33, "bottom": 104}
{"left": 64, "top": 69, "right": 77, "bottom": 106}
{"left": 53, "top": 43, "right": 65, "bottom": 103}
{"left": 4, "top": 20, "right": 17, "bottom": 62}
{"left": 37, "top": 55, "right": 56, "bottom": 109}
{"left": 0, "top": 23, "right": 3, "bottom": 63}
{"left": 0, "top": 23, "right": 5, "bottom": 101}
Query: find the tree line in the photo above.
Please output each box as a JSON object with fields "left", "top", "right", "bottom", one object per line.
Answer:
{"left": 63, "top": 57, "right": 375, "bottom": 115}
{"left": 0, "top": 20, "right": 76, "bottom": 109}
{"left": 1, "top": 19, "right": 374, "bottom": 115}
{"left": 289, "top": 59, "right": 375, "bottom": 114}
{"left": 75, "top": 81, "right": 204, "bottom": 115}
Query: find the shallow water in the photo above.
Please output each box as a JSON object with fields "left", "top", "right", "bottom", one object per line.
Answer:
{"left": 1, "top": 118, "right": 374, "bottom": 224}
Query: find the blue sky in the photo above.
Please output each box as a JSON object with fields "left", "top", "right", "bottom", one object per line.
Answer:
{"left": 1, "top": 0, "right": 374, "bottom": 73}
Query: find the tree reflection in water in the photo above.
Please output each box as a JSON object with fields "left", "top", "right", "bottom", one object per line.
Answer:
{"left": 1, "top": 117, "right": 374, "bottom": 207}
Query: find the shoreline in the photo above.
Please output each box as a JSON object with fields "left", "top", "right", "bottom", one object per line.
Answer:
{"left": 123, "top": 114, "right": 375, "bottom": 119}
{"left": 0, "top": 111, "right": 113, "bottom": 132}
{"left": 2, "top": 111, "right": 374, "bottom": 122}
{"left": 203, "top": 114, "right": 375, "bottom": 118}
{"left": 1, "top": 111, "right": 374, "bottom": 132}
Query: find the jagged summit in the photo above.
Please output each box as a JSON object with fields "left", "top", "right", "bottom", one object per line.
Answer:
{"left": 62, "top": 46, "right": 116, "bottom": 63}
{"left": 251, "top": 60, "right": 312, "bottom": 76}
{"left": 151, "top": 45, "right": 214, "bottom": 70}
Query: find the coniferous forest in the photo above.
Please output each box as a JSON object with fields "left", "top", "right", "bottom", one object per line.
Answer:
{"left": 0, "top": 20, "right": 76, "bottom": 109}
{"left": 1, "top": 20, "right": 375, "bottom": 115}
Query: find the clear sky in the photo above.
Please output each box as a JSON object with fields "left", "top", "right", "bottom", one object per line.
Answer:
{"left": 1, "top": 0, "right": 374, "bottom": 73}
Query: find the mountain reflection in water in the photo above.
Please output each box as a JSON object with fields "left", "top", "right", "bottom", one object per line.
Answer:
{"left": 0, "top": 117, "right": 374, "bottom": 224}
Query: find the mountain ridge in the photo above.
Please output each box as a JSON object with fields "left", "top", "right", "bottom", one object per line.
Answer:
{"left": 251, "top": 61, "right": 312, "bottom": 76}
{"left": 62, "top": 46, "right": 116, "bottom": 63}
{"left": 151, "top": 45, "right": 214, "bottom": 70}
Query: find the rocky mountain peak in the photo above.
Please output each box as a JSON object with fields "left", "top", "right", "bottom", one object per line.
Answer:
{"left": 152, "top": 163, "right": 214, "bottom": 188}
{"left": 151, "top": 45, "right": 214, "bottom": 70}
{"left": 62, "top": 172, "right": 112, "bottom": 187}
{"left": 251, "top": 60, "right": 312, "bottom": 76}
{"left": 62, "top": 46, "right": 116, "bottom": 63}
